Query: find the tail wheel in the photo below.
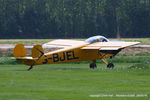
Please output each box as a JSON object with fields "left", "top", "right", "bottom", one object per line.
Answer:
{"left": 27, "top": 66, "right": 33, "bottom": 71}
{"left": 107, "top": 63, "right": 114, "bottom": 69}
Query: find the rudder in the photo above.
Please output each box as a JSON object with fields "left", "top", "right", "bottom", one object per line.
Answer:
{"left": 32, "top": 44, "right": 44, "bottom": 58}
{"left": 14, "top": 44, "right": 26, "bottom": 58}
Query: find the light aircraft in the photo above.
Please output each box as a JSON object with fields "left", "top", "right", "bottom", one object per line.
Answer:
{"left": 14, "top": 36, "right": 140, "bottom": 70}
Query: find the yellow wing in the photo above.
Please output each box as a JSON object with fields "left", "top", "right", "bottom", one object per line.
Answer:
{"left": 43, "top": 39, "right": 86, "bottom": 49}
{"left": 81, "top": 41, "right": 140, "bottom": 62}
{"left": 82, "top": 42, "right": 140, "bottom": 50}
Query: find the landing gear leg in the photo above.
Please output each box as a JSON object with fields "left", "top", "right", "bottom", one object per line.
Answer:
{"left": 89, "top": 60, "right": 97, "bottom": 69}
{"left": 102, "top": 58, "right": 114, "bottom": 69}
{"left": 27, "top": 66, "right": 33, "bottom": 71}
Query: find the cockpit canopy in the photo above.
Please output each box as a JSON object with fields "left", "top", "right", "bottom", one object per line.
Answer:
{"left": 85, "top": 35, "right": 109, "bottom": 44}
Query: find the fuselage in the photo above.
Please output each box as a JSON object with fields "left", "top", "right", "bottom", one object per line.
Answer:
{"left": 34, "top": 43, "right": 114, "bottom": 65}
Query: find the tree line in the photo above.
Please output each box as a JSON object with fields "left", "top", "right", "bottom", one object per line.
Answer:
{"left": 0, "top": 0, "right": 150, "bottom": 39}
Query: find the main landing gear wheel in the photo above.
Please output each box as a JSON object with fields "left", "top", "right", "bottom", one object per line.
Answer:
{"left": 107, "top": 63, "right": 114, "bottom": 69}
{"left": 90, "top": 63, "right": 97, "bottom": 69}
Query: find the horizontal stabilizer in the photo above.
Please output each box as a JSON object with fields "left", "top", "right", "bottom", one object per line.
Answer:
{"left": 15, "top": 57, "right": 37, "bottom": 66}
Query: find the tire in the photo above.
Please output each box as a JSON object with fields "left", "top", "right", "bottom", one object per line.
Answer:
{"left": 90, "top": 63, "right": 96, "bottom": 69}
{"left": 107, "top": 63, "right": 114, "bottom": 69}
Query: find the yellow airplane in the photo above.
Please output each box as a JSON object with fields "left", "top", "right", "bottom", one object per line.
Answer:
{"left": 14, "top": 36, "right": 140, "bottom": 71}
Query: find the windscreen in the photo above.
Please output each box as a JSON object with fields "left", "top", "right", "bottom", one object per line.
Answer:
{"left": 85, "top": 36, "right": 109, "bottom": 43}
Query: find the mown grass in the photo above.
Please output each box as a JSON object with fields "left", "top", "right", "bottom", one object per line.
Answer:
{"left": 0, "top": 38, "right": 150, "bottom": 44}
{"left": 0, "top": 40, "right": 51, "bottom": 44}
{"left": 0, "top": 55, "right": 150, "bottom": 71}
{"left": 0, "top": 39, "right": 84, "bottom": 44}
{"left": 0, "top": 63, "right": 150, "bottom": 100}
{"left": 0, "top": 38, "right": 149, "bottom": 99}
{"left": 1, "top": 54, "right": 150, "bottom": 67}
{"left": 122, "top": 38, "right": 150, "bottom": 43}
{"left": 0, "top": 55, "right": 150, "bottom": 100}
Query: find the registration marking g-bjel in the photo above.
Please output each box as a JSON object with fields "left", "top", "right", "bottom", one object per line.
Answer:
{"left": 43, "top": 50, "right": 79, "bottom": 64}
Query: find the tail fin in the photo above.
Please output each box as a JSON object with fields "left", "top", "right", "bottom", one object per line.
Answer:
{"left": 14, "top": 44, "right": 35, "bottom": 66}
{"left": 14, "top": 44, "right": 44, "bottom": 66}
{"left": 14, "top": 44, "right": 26, "bottom": 58}
{"left": 32, "top": 44, "right": 44, "bottom": 59}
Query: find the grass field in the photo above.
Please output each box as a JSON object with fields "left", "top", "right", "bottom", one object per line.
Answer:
{"left": 0, "top": 38, "right": 150, "bottom": 44}
{"left": 0, "top": 62, "right": 150, "bottom": 100}
{"left": 0, "top": 38, "right": 150, "bottom": 100}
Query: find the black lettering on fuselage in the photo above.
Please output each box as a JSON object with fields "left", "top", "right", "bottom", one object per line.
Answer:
{"left": 72, "top": 50, "right": 79, "bottom": 59}
{"left": 60, "top": 52, "right": 65, "bottom": 61}
{"left": 43, "top": 59, "right": 48, "bottom": 64}
{"left": 42, "top": 50, "right": 79, "bottom": 64}
{"left": 66, "top": 51, "right": 72, "bottom": 60}
{"left": 53, "top": 53, "right": 59, "bottom": 62}
{"left": 66, "top": 51, "right": 79, "bottom": 60}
